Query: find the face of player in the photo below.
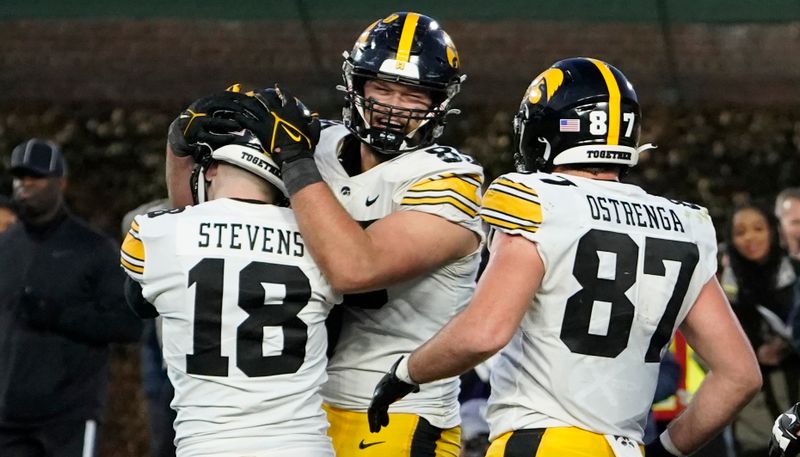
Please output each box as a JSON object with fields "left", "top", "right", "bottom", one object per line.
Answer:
{"left": 777, "top": 197, "right": 800, "bottom": 259}
{"left": 362, "top": 79, "right": 433, "bottom": 134}
{"left": 732, "top": 207, "right": 771, "bottom": 263}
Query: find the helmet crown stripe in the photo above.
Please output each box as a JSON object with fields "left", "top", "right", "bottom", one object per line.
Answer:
{"left": 589, "top": 58, "right": 621, "bottom": 146}
{"left": 395, "top": 13, "right": 420, "bottom": 63}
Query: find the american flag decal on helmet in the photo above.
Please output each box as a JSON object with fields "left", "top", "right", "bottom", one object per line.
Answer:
{"left": 559, "top": 119, "right": 580, "bottom": 132}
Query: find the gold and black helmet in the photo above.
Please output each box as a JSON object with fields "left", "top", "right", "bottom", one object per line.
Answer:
{"left": 514, "top": 57, "right": 644, "bottom": 173}
{"left": 340, "top": 12, "right": 464, "bottom": 155}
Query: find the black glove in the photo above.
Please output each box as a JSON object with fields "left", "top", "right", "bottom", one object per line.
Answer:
{"left": 19, "top": 287, "right": 61, "bottom": 331}
{"left": 770, "top": 403, "right": 800, "bottom": 457}
{"left": 231, "top": 85, "right": 320, "bottom": 167}
{"left": 367, "top": 356, "right": 420, "bottom": 433}
{"left": 168, "top": 87, "right": 268, "bottom": 161}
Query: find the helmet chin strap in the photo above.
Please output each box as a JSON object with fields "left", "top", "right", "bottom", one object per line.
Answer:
{"left": 190, "top": 165, "right": 209, "bottom": 205}
{"left": 536, "top": 137, "right": 552, "bottom": 170}
{"left": 539, "top": 137, "right": 552, "bottom": 163}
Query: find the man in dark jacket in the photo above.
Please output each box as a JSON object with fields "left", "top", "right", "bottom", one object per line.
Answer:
{"left": 0, "top": 139, "right": 142, "bottom": 457}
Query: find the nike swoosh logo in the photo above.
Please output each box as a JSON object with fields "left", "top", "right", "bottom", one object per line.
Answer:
{"left": 358, "top": 439, "right": 385, "bottom": 449}
{"left": 280, "top": 124, "right": 303, "bottom": 142}
{"left": 365, "top": 195, "right": 379, "bottom": 206}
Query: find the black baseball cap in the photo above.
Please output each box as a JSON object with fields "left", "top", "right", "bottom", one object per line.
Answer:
{"left": 10, "top": 139, "right": 67, "bottom": 178}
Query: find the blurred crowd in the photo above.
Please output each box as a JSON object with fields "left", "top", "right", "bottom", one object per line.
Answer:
{"left": 1, "top": 105, "right": 799, "bottom": 236}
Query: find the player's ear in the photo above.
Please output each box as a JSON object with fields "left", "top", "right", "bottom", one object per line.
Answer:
{"left": 205, "top": 162, "right": 220, "bottom": 181}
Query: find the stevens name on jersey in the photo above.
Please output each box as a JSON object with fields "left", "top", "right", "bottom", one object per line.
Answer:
{"left": 197, "top": 221, "right": 305, "bottom": 257}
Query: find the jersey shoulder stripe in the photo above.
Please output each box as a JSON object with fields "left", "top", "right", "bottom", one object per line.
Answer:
{"left": 480, "top": 176, "right": 542, "bottom": 233}
{"left": 120, "top": 217, "right": 145, "bottom": 277}
{"left": 402, "top": 172, "right": 482, "bottom": 217}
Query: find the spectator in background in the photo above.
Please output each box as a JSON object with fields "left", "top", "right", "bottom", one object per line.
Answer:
{"left": 0, "top": 139, "right": 142, "bottom": 457}
{"left": 773, "top": 188, "right": 800, "bottom": 355}
{"left": 724, "top": 204, "right": 797, "bottom": 365}
{"left": 722, "top": 202, "right": 799, "bottom": 456}
{"left": 121, "top": 198, "right": 175, "bottom": 457}
{"left": 0, "top": 195, "right": 17, "bottom": 233}
{"left": 775, "top": 188, "right": 800, "bottom": 264}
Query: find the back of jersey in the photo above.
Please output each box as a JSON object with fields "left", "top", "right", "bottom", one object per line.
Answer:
{"left": 480, "top": 172, "right": 718, "bottom": 442}
{"left": 122, "top": 199, "right": 340, "bottom": 456}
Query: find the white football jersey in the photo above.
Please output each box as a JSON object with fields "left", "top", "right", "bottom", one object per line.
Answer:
{"left": 480, "top": 172, "right": 718, "bottom": 442}
{"left": 316, "top": 123, "right": 484, "bottom": 428}
{"left": 121, "top": 198, "right": 340, "bottom": 457}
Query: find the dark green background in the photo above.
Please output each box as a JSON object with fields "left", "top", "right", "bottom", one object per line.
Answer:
{"left": 3, "top": 0, "right": 800, "bottom": 23}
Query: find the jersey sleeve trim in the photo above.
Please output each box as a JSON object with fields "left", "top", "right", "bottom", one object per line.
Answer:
{"left": 120, "top": 220, "right": 145, "bottom": 278}
{"left": 401, "top": 173, "right": 482, "bottom": 217}
{"left": 479, "top": 177, "right": 542, "bottom": 233}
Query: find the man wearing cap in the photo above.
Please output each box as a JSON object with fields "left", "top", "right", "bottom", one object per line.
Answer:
{"left": 0, "top": 139, "right": 142, "bottom": 457}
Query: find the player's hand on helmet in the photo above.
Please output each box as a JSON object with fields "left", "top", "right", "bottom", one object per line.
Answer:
{"left": 231, "top": 85, "right": 320, "bottom": 168}
{"left": 367, "top": 356, "right": 419, "bottom": 433}
{"left": 770, "top": 403, "right": 800, "bottom": 457}
{"left": 168, "top": 85, "right": 268, "bottom": 162}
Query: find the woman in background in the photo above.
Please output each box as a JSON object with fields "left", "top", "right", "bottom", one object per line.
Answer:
{"left": 722, "top": 203, "right": 799, "bottom": 457}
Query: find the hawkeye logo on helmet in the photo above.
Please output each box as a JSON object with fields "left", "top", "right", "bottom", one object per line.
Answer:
{"left": 527, "top": 68, "right": 564, "bottom": 104}
{"left": 443, "top": 32, "right": 459, "bottom": 69}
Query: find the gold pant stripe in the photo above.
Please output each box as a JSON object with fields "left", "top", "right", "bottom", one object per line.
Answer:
{"left": 487, "top": 427, "right": 642, "bottom": 457}
{"left": 323, "top": 403, "right": 460, "bottom": 457}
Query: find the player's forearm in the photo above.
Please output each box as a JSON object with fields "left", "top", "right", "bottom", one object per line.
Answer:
{"left": 166, "top": 143, "right": 195, "bottom": 208}
{"left": 665, "top": 369, "right": 760, "bottom": 453}
{"left": 290, "top": 182, "right": 382, "bottom": 292}
{"left": 407, "top": 301, "right": 512, "bottom": 383}
{"left": 407, "top": 316, "right": 499, "bottom": 384}
{"left": 406, "top": 234, "right": 541, "bottom": 384}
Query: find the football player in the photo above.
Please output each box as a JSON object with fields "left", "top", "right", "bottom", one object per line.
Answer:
{"left": 164, "top": 12, "right": 483, "bottom": 457}
{"left": 367, "top": 57, "right": 762, "bottom": 457}
{"left": 122, "top": 96, "right": 341, "bottom": 457}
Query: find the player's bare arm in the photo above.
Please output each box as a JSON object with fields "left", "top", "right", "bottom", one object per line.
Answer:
{"left": 402, "top": 231, "right": 541, "bottom": 383}
{"left": 165, "top": 143, "right": 194, "bottom": 207}
{"left": 660, "top": 278, "right": 762, "bottom": 454}
{"left": 290, "top": 182, "right": 479, "bottom": 293}
{"left": 367, "top": 231, "right": 539, "bottom": 432}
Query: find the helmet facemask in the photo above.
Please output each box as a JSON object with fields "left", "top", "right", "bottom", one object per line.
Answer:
{"left": 341, "top": 67, "right": 457, "bottom": 154}
{"left": 339, "top": 12, "right": 464, "bottom": 156}
{"left": 513, "top": 105, "right": 552, "bottom": 173}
